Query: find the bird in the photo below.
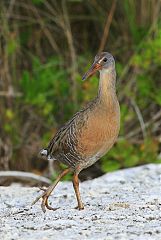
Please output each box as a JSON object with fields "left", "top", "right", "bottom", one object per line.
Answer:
{"left": 32, "top": 52, "right": 120, "bottom": 213}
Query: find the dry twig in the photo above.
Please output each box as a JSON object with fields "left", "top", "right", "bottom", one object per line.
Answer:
{"left": 0, "top": 171, "right": 51, "bottom": 185}
{"left": 98, "top": 0, "right": 117, "bottom": 52}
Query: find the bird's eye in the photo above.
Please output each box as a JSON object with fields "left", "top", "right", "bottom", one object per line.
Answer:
{"left": 103, "top": 58, "right": 107, "bottom": 62}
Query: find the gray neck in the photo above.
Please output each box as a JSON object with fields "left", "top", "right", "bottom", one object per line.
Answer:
{"left": 97, "top": 67, "right": 116, "bottom": 103}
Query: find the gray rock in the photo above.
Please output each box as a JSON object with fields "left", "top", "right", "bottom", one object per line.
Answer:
{"left": 0, "top": 164, "right": 161, "bottom": 240}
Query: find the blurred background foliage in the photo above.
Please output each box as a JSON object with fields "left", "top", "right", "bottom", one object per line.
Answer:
{"left": 0, "top": 0, "right": 161, "bottom": 181}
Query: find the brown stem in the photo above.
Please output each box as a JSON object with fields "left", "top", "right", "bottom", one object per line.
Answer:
{"left": 98, "top": 0, "right": 117, "bottom": 52}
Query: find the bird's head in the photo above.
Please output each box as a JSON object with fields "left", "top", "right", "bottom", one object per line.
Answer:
{"left": 82, "top": 52, "right": 115, "bottom": 81}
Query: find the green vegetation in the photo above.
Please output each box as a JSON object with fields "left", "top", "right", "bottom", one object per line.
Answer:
{"left": 0, "top": 0, "right": 161, "bottom": 179}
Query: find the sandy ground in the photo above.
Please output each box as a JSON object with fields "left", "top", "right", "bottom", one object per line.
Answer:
{"left": 0, "top": 164, "right": 161, "bottom": 240}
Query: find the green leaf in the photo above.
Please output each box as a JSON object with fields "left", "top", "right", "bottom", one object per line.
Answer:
{"left": 7, "top": 39, "right": 17, "bottom": 55}
{"left": 32, "top": 0, "right": 44, "bottom": 5}
{"left": 101, "top": 160, "right": 121, "bottom": 173}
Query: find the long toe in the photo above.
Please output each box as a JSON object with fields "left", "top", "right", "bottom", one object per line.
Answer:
{"left": 32, "top": 191, "right": 46, "bottom": 206}
{"left": 41, "top": 197, "right": 47, "bottom": 213}
{"left": 75, "top": 203, "right": 84, "bottom": 210}
{"left": 39, "top": 187, "right": 47, "bottom": 192}
{"left": 78, "top": 205, "right": 84, "bottom": 210}
{"left": 32, "top": 189, "right": 50, "bottom": 208}
{"left": 41, "top": 195, "right": 59, "bottom": 212}
{"left": 45, "top": 200, "right": 59, "bottom": 211}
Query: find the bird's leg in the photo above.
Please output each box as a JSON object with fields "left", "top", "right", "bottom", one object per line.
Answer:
{"left": 73, "top": 173, "right": 84, "bottom": 210}
{"left": 32, "top": 168, "right": 70, "bottom": 213}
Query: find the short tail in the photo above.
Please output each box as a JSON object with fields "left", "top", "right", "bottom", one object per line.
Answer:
{"left": 39, "top": 148, "right": 55, "bottom": 161}
{"left": 39, "top": 149, "right": 48, "bottom": 157}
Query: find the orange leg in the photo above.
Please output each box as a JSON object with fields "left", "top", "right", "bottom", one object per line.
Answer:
{"left": 73, "top": 174, "right": 84, "bottom": 210}
{"left": 32, "top": 168, "right": 70, "bottom": 213}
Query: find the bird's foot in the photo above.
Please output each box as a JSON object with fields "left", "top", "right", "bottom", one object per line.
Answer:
{"left": 75, "top": 203, "right": 84, "bottom": 210}
{"left": 32, "top": 187, "right": 59, "bottom": 213}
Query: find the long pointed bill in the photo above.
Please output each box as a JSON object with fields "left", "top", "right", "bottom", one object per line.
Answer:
{"left": 82, "top": 63, "right": 102, "bottom": 81}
